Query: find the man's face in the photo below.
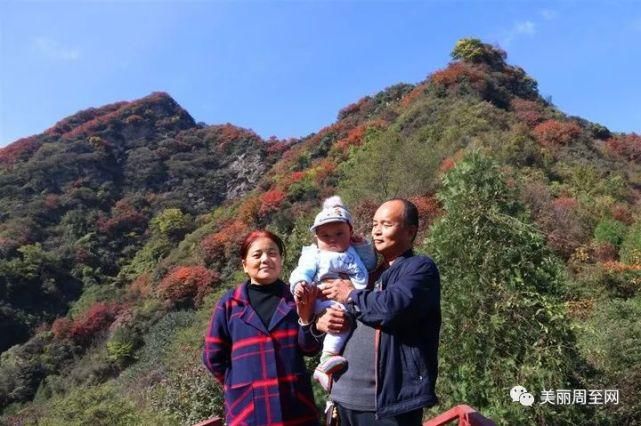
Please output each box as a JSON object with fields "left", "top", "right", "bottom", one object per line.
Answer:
{"left": 371, "top": 200, "right": 414, "bottom": 261}
{"left": 316, "top": 221, "right": 352, "bottom": 252}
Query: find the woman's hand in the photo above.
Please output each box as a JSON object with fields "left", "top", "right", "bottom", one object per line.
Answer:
{"left": 295, "top": 285, "right": 318, "bottom": 324}
{"left": 294, "top": 281, "right": 309, "bottom": 304}
{"left": 319, "top": 278, "right": 354, "bottom": 304}
{"left": 315, "top": 306, "right": 349, "bottom": 334}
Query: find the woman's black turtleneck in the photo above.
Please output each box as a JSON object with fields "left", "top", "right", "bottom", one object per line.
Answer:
{"left": 247, "top": 280, "right": 284, "bottom": 328}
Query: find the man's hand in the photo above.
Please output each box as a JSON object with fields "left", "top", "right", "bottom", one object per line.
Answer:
{"left": 315, "top": 306, "right": 349, "bottom": 334}
{"left": 320, "top": 278, "right": 354, "bottom": 304}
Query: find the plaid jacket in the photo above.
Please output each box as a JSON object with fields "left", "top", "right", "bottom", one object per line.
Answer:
{"left": 203, "top": 280, "right": 321, "bottom": 426}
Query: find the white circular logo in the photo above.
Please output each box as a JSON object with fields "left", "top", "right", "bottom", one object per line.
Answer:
{"left": 510, "top": 385, "right": 527, "bottom": 402}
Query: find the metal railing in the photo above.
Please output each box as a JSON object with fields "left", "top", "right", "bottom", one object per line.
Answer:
{"left": 193, "top": 404, "right": 495, "bottom": 426}
{"left": 423, "top": 404, "right": 496, "bottom": 426}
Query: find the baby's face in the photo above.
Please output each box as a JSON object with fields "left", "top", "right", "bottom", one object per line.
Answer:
{"left": 315, "top": 221, "right": 352, "bottom": 252}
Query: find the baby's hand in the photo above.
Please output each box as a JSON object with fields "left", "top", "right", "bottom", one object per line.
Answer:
{"left": 294, "top": 281, "right": 309, "bottom": 303}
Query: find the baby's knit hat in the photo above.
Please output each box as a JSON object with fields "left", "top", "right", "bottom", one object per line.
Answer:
{"left": 310, "top": 196, "right": 353, "bottom": 231}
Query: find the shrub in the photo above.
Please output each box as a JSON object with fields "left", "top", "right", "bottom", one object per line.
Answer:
{"left": 431, "top": 62, "right": 488, "bottom": 94}
{"left": 575, "top": 297, "right": 641, "bottom": 423}
{"left": 127, "top": 273, "right": 153, "bottom": 299}
{"left": 0, "top": 136, "right": 40, "bottom": 166}
{"left": 70, "top": 303, "right": 118, "bottom": 344}
{"left": 562, "top": 164, "right": 611, "bottom": 198}
{"left": 611, "top": 203, "right": 634, "bottom": 225}
{"left": 334, "top": 125, "right": 367, "bottom": 152}
{"left": 0, "top": 345, "right": 46, "bottom": 408}
{"left": 605, "top": 133, "right": 641, "bottom": 162}
{"left": 120, "top": 237, "right": 173, "bottom": 280}
{"left": 543, "top": 197, "right": 588, "bottom": 259}
{"left": 148, "top": 363, "right": 224, "bottom": 425}
{"left": 264, "top": 138, "right": 290, "bottom": 155}
{"left": 312, "top": 159, "right": 337, "bottom": 185}
{"left": 600, "top": 262, "right": 641, "bottom": 298}
{"left": 51, "top": 317, "right": 73, "bottom": 340}
{"left": 339, "top": 127, "right": 442, "bottom": 203}
{"left": 116, "top": 309, "right": 222, "bottom": 425}
{"left": 407, "top": 194, "right": 442, "bottom": 238}
{"left": 289, "top": 171, "right": 306, "bottom": 184}
{"left": 200, "top": 220, "right": 248, "bottom": 266}
{"left": 286, "top": 177, "right": 320, "bottom": 203}
{"left": 106, "top": 325, "right": 141, "bottom": 366}
{"left": 209, "top": 123, "right": 260, "bottom": 153}
{"left": 120, "top": 311, "right": 195, "bottom": 383}
{"left": 259, "top": 189, "right": 286, "bottom": 216}
{"left": 337, "top": 96, "right": 375, "bottom": 121}
{"left": 156, "top": 266, "right": 220, "bottom": 307}
{"left": 149, "top": 208, "right": 193, "bottom": 241}
{"left": 451, "top": 38, "right": 507, "bottom": 69}
{"left": 532, "top": 119, "right": 582, "bottom": 146}
{"left": 438, "top": 156, "right": 457, "bottom": 174}
{"left": 236, "top": 195, "right": 262, "bottom": 223}
{"left": 343, "top": 198, "right": 379, "bottom": 238}
{"left": 40, "top": 382, "right": 162, "bottom": 425}
{"left": 511, "top": 98, "right": 545, "bottom": 127}
{"left": 123, "top": 113, "right": 144, "bottom": 125}
{"left": 590, "top": 242, "right": 618, "bottom": 263}
{"left": 279, "top": 212, "right": 318, "bottom": 278}
{"left": 593, "top": 218, "right": 627, "bottom": 248}
{"left": 96, "top": 199, "right": 147, "bottom": 235}
{"left": 589, "top": 122, "right": 611, "bottom": 140}
{"left": 620, "top": 222, "right": 641, "bottom": 265}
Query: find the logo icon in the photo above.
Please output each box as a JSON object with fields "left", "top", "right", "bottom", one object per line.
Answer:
{"left": 510, "top": 385, "right": 534, "bottom": 407}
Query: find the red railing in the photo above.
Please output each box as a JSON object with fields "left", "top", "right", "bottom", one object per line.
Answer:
{"left": 423, "top": 404, "right": 496, "bottom": 426}
{"left": 193, "top": 404, "right": 494, "bottom": 426}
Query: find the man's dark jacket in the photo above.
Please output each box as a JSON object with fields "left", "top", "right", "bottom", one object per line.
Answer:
{"left": 346, "top": 250, "right": 441, "bottom": 418}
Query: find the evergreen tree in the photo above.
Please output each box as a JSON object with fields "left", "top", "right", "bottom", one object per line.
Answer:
{"left": 426, "top": 152, "right": 590, "bottom": 423}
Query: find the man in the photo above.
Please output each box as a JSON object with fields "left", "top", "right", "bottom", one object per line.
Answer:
{"left": 318, "top": 198, "right": 441, "bottom": 425}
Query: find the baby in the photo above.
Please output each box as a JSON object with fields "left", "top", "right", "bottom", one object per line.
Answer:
{"left": 290, "top": 196, "right": 376, "bottom": 391}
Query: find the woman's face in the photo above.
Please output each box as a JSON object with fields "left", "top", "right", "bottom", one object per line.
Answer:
{"left": 242, "top": 237, "right": 283, "bottom": 285}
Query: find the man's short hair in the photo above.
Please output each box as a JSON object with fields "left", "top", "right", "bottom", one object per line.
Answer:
{"left": 389, "top": 198, "right": 419, "bottom": 241}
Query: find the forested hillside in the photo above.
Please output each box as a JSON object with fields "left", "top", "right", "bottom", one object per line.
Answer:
{"left": 1, "top": 39, "right": 639, "bottom": 425}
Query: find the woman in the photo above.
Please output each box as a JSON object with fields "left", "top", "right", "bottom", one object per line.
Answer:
{"left": 203, "top": 230, "right": 321, "bottom": 426}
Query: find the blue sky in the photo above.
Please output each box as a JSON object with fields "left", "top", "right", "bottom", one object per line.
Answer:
{"left": 1, "top": 1, "right": 640, "bottom": 147}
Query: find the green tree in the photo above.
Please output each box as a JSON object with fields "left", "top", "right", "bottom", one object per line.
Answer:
{"left": 620, "top": 221, "right": 641, "bottom": 265}
{"left": 338, "top": 127, "right": 441, "bottom": 203}
{"left": 106, "top": 326, "right": 141, "bottom": 366}
{"left": 425, "top": 152, "right": 590, "bottom": 423}
{"left": 149, "top": 208, "right": 193, "bottom": 242}
{"left": 575, "top": 296, "right": 641, "bottom": 424}
{"left": 118, "top": 208, "right": 193, "bottom": 282}
{"left": 593, "top": 218, "right": 627, "bottom": 248}
{"left": 0, "top": 244, "right": 81, "bottom": 352}
{"left": 451, "top": 38, "right": 507, "bottom": 69}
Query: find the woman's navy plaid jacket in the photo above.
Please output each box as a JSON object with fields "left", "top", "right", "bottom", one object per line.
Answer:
{"left": 203, "top": 280, "right": 321, "bottom": 426}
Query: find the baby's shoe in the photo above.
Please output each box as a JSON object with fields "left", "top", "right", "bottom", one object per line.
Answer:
{"left": 313, "top": 369, "right": 332, "bottom": 392}
{"left": 317, "top": 355, "right": 347, "bottom": 374}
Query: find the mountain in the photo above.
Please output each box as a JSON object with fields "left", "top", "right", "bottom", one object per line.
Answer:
{"left": 0, "top": 92, "right": 287, "bottom": 354}
{"left": 1, "top": 38, "right": 640, "bottom": 424}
